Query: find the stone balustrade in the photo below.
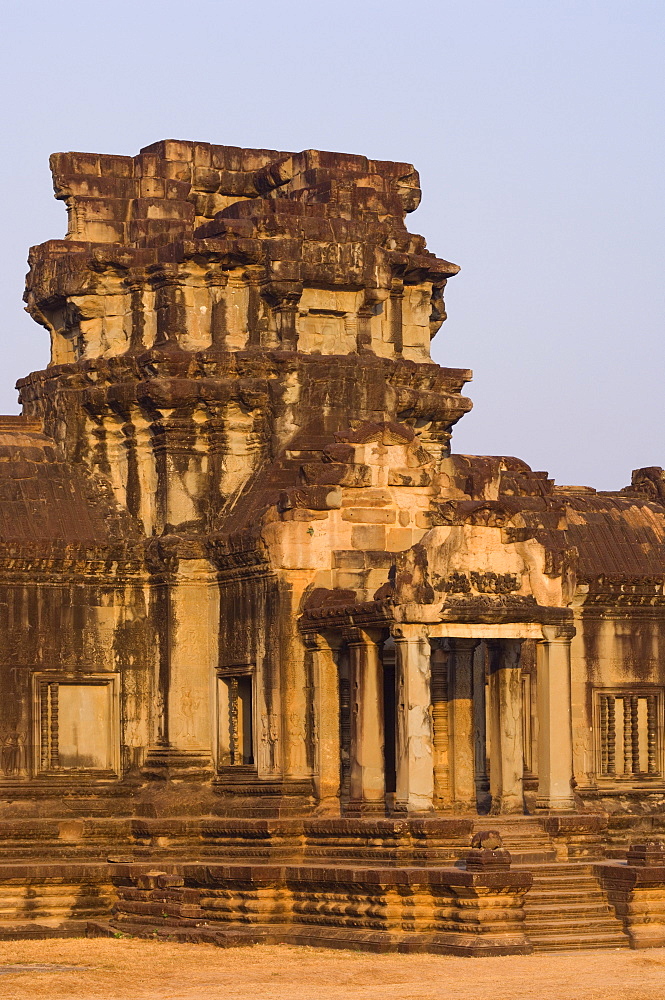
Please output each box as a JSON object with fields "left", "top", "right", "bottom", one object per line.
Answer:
{"left": 594, "top": 842, "right": 665, "bottom": 948}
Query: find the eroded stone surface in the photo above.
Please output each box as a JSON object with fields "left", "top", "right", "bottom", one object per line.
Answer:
{"left": 0, "top": 139, "right": 662, "bottom": 948}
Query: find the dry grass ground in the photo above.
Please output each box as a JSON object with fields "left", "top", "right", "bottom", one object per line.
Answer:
{"left": 0, "top": 938, "right": 663, "bottom": 1000}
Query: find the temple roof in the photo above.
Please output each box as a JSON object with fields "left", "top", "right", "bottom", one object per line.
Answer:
{"left": 458, "top": 455, "right": 665, "bottom": 584}
{"left": 562, "top": 493, "right": 665, "bottom": 581}
{"left": 0, "top": 417, "right": 140, "bottom": 548}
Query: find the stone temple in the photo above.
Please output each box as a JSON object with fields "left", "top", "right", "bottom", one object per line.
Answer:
{"left": 0, "top": 140, "right": 664, "bottom": 952}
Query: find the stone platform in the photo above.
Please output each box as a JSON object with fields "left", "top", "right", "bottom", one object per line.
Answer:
{"left": 96, "top": 860, "right": 533, "bottom": 956}
{"left": 0, "top": 814, "right": 662, "bottom": 953}
{"left": 0, "top": 862, "right": 113, "bottom": 939}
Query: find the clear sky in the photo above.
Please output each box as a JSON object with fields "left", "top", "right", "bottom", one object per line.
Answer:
{"left": 1, "top": 0, "right": 663, "bottom": 490}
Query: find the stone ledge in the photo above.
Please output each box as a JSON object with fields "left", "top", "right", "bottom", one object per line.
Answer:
{"left": 89, "top": 919, "right": 532, "bottom": 956}
{"left": 109, "top": 860, "right": 533, "bottom": 956}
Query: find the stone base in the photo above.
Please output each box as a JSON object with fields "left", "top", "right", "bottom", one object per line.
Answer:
{"left": 0, "top": 862, "right": 114, "bottom": 935}
{"left": 594, "top": 861, "right": 665, "bottom": 949}
{"left": 211, "top": 772, "right": 316, "bottom": 817}
{"left": 108, "top": 861, "right": 533, "bottom": 957}
{"left": 0, "top": 815, "right": 476, "bottom": 865}
{"left": 141, "top": 747, "right": 215, "bottom": 783}
{"left": 89, "top": 919, "right": 531, "bottom": 956}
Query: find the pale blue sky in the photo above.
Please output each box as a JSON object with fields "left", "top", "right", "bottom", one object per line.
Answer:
{"left": 1, "top": 0, "right": 663, "bottom": 489}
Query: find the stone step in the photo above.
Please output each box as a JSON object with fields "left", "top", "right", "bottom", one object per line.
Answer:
{"left": 531, "top": 870, "right": 598, "bottom": 881}
{"left": 516, "top": 856, "right": 630, "bottom": 951}
{"left": 525, "top": 912, "right": 619, "bottom": 931}
{"left": 497, "top": 837, "right": 554, "bottom": 846}
{"left": 509, "top": 855, "right": 558, "bottom": 867}
{"left": 525, "top": 901, "right": 615, "bottom": 917}
{"left": 504, "top": 847, "right": 557, "bottom": 857}
{"left": 529, "top": 862, "right": 595, "bottom": 870}
{"left": 525, "top": 914, "right": 623, "bottom": 938}
{"left": 527, "top": 866, "right": 597, "bottom": 878}
{"left": 474, "top": 816, "right": 546, "bottom": 824}
{"left": 531, "top": 877, "right": 599, "bottom": 890}
{"left": 527, "top": 882, "right": 604, "bottom": 906}
{"left": 527, "top": 925, "right": 623, "bottom": 943}
{"left": 528, "top": 930, "right": 628, "bottom": 952}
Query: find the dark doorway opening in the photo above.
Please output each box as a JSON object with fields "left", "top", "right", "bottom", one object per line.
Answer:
{"left": 382, "top": 642, "right": 397, "bottom": 804}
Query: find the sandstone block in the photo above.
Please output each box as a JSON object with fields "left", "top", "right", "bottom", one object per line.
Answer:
{"left": 99, "top": 154, "right": 135, "bottom": 177}
{"left": 210, "top": 145, "right": 244, "bottom": 171}
{"left": 334, "top": 571, "right": 366, "bottom": 590}
{"left": 140, "top": 177, "right": 166, "bottom": 199}
{"left": 340, "top": 489, "right": 392, "bottom": 506}
{"left": 279, "top": 509, "right": 328, "bottom": 521}
{"left": 76, "top": 196, "right": 132, "bottom": 222}
{"left": 333, "top": 550, "right": 365, "bottom": 569}
{"left": 163, "top": 160, "right": 192, "bottom": 182}
{"left": 386, "top": 528, "right": 415, "bottom": 550}
{"left": 141, "top": 140, "right": 194, "bottom": 161}
{"left": 341, "top": 508, "right": 395, "bottom": 524}
{"left": 351, "top": 525, "right": 386, "bottom": 549}
{"left": 193, "top": 167, "right": 222, "bottom": 193}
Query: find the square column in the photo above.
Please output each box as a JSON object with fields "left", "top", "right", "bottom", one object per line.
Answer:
{"left": 304, "top": 632, "right": 341, "bottom": 814}
{"left": 487, "top": 639, "right": 524, "bottom": 814}
{"left": 143, "top": 554, "right": 218, "bottom": 780}
{"left": 537, "top": 624, "right": 576, "bottom": 810}
{"left": 473, "top": 643, "right": 491, "bottom": 812}
{"left": 430, "top": 642, "right": 451, "bottom": 807}
{"left": 449, "top": 638, "right": 479, "bottom": 810}
{"left": 347, "top": 629, "right": 385, "bottom": 813}
{"left": 394, "top": 625, "right": 434, "bottom": 813}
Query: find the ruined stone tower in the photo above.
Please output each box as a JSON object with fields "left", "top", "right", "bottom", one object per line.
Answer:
{"left": 0, "top": 139, "right": 662, "bottom": 873}
{"left": 18, "top": 140, "right": 475, "bottom": 812}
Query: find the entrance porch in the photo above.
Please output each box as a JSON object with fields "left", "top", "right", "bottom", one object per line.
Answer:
{"left": 305, "top": 620, "right": 576, "bottom": 817}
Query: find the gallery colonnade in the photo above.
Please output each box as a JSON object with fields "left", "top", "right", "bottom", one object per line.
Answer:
{"left": 303, "top": 622, "right": 576, "bottom": 817}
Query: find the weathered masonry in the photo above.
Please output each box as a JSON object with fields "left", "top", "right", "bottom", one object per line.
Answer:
{"left": 0, "top": 140, "right": 664, "bottom": 951}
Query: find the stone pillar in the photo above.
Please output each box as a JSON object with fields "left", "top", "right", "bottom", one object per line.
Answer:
{"left": 394, "top": 625, "right": 434, "bottom": 813}
{"left": 430, "top": 642, "right": 451, "bottom": 807}
{"left": 305, "top": 632, "right": 341, "bottom": 814}
{"left": 169, "top": 559, "right": 219, "bottom": 761}
{"left": 144, "top": 546, "right": 218, "bottom": 780}
{"left": 449, "top": 638, "right": 479, "bottom": 810}
{"left": 537, "top": 624, "right": 575, "bottom": 810}
{"left": 473, "top": 643, "right": 490, "bottom": 812}
{"left": 347, "top": 629, "right": 385, "bottom": 813}
{"left": 487, "top": 640, "right": 524, "bottom": 814}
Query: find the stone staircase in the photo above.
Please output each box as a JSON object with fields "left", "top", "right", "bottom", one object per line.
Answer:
{"left": 472, "top": 816, "right": 557, "bottom": 864}
{"left": 471, "top": 816, "right": 629, "bottom": 951}
{"left": 522, "top": 862, "right": 629, "bottom": 951}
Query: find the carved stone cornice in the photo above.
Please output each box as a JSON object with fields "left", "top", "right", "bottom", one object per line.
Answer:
{"left": 0, "top": 541, "right": 145, "bottom": 584}
{"left": 438, "top": 595, "right": 573, "bottom": 627}
{"left": 144, "top": 534, "right": 208, "bottom": 579}
{"left": 298, "top": 599, "right": 394, "bottom": 633}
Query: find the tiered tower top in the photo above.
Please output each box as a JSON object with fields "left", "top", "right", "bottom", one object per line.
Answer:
{"left": 25, "top": 141, "right": 460, "bottom": 365}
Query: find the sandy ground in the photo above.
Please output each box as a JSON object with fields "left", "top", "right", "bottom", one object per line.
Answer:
{"left": 0, "top": 938, "right": 663, "bottom": 1000}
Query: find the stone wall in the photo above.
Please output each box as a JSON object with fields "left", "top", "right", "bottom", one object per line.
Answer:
{"left": 0, "top": 139, "right": 660, "bottom": 824}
